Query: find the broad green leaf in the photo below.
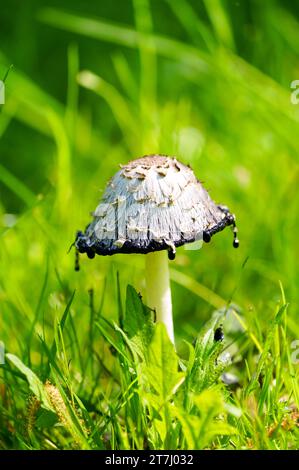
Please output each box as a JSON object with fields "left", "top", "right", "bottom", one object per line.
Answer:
{"left": 153, "top": 417, "right": 167, "bottom": 444}
{"left": 139, "top": 323, "right": 184, "bottom": 445}
{"left": 141, "top": 323, "right": 184, "bottom": 408}
{"left": 193, "top": 388, "right": 223, "bottom": 416}
{"left": 124, "top": 285, "right": 154, "bottom": 360}
{"left": 193, "top": 389, "right": 236, "bottom": 447}
{"left": 6, "top": 354, "right": 54, "bottom": 412}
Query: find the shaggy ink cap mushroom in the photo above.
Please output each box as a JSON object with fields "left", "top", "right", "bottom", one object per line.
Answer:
{"left": 75, "top": 154, "right": 239, "bottom": 259}
{"left": 75, "top": 155, "right": 239, "bottom": 344}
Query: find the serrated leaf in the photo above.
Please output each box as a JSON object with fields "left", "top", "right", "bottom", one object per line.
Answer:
{"left": 6, "top": 354, "right": 54, "bottom": 412}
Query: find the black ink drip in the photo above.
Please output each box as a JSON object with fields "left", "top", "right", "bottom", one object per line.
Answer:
{"left": 75, "top": 249, "right": 80, "bottom": 271}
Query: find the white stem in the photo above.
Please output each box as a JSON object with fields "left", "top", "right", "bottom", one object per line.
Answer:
{"left": 145, "top": 250, "right": 175, "bottom": 344}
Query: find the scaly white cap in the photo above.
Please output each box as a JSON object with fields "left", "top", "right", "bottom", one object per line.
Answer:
{"left": 75, "top": 154, "right": 239, "bottom": 260}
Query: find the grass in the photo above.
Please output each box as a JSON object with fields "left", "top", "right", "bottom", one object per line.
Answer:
{"left": 0, "top": 0, "right": 299, "bottom": 450}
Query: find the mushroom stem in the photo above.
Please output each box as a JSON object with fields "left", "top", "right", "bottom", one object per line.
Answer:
{"left": 145, "top": 250, "right": 175, "bottom": 344}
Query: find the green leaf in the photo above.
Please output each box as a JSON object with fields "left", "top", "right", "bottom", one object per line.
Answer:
{"left": 246, "top": 303, "right": 288, "bottom": 395}
{"left": 141, "top": 323, "right": 184, "bottom": 409}
{"left": 123, "top": 285, "right": 154, "bottom": 360}
{"left": 139, "top": 323, "right": 184, "bottom": 445}
{"left": 193, "top": 388, "right": 223, "bottom": 416}
{"left": 35, "top": 409, "right": 58, "bottom": 428}
{"left": 186, "top": 321, "right": 225, "bottom": 394}
{"left": 171, "top": 407, "right": 201, "bottom": 448}
{"left": 6, "top": 354, "right": 54, "bottom": 412}
{"left": 173, "top": 389, "right": 236, "bottom": 449}
{"left": 50, "top": 290, "right": 75, "bottom": 359}
{"left": 96, "top": 320, "right": 129, "bottom": 362}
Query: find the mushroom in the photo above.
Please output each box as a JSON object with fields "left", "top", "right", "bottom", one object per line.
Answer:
{"left": 75, "top": 154, "right": 239, "bottom": 344}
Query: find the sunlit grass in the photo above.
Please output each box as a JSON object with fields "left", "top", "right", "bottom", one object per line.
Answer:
{"left": 1, "top": 0, "right": 299, "bottom": 450}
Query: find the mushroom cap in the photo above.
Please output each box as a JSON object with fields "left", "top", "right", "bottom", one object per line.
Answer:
{"left": 75, "top": 155, "right": 237, "bottom": 258}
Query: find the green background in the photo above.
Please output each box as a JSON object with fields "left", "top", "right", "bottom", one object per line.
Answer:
{"left": 1, "top": 0, "right": 299, "bottom": 449}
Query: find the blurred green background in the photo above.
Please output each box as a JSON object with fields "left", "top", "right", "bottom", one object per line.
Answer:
{"left": 1, "top": 0, "right": 299, "bottom": 350}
